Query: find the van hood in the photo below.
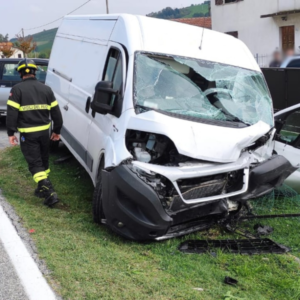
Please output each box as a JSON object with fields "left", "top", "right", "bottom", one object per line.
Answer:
{"left": 127, "top": 111, "right": 271, "bottom": 163}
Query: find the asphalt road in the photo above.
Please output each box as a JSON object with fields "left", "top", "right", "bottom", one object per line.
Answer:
{"left": 0, "top": 118, "right": 10, "bottom": 149}
{"left": 0, "top": 118, "right": 28, "bottom": 300}
{"left": 0, "top": 241, "right": 29, "bottom": 300}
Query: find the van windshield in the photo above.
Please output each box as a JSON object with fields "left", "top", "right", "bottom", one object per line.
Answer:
{"left": 134, "top": 53, "right": 274, "bottom": 127}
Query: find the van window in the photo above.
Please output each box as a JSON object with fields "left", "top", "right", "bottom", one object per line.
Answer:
{"left": 279, "top": 110, "right": 300, "bottom": 144}
{"left": 103, "top": 48, "right": 123, "bottom": 105}
{"left": 2, "top": 63, "right": 20, "bottom": 82}
{"left": 35, "top": 65, "right": 48, "bottom": 82}
{"left": 2, "top": 63, "right": 47, "bottom": 83}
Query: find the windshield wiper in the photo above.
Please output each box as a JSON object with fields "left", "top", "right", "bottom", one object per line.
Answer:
{"left": 135, "top": 104, "right": 154, "bottom": 112}
{"left": 219, "top": 108, "right": 251, "bottom": 126}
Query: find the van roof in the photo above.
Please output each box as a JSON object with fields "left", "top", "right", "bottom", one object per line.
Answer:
{"left": 61, "top": 14, "right": 260, "bottom": 72}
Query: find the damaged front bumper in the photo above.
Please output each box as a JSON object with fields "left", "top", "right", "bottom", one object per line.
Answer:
{"left": 101, "top": 154, "right": 296, "bottom": 241}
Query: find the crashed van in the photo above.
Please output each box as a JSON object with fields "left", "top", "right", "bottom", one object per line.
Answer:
{"left": 47, "top": 14, "right": 296, "bottom": 241}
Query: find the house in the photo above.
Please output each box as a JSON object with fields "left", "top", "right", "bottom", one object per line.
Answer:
{"left": 172, "top": 17, "right": 212, "bottom": 29}
{"left": 211, "top": 0, "right": 300, "bottom": 66}
{"left": 0, "top": 42, "right": 23, "bottom": 59}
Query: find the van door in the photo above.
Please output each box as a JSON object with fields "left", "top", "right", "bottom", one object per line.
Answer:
{"left": 60, "top": 40, "right": 108, "bottom": 169}
{"left": 87, "top": 42, "right": 127, "bottom": 176}
{"left": 274, "top": 105, "right": 300, "bottom": 192}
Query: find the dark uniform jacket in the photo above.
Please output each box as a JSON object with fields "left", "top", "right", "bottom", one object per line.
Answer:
{"left": 7, "top": 77, "right": 63, "bottom": 136}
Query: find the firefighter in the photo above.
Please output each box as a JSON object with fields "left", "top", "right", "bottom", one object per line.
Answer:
{"left": 6, "top": 59, "right": 63, "bottom": 207}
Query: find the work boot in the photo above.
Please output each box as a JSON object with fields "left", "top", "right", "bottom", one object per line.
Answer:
{"left": 37, "top": 179, "right": 59, "bottom": 207}
{"left": 34, "top": 185, "right": 47, "bottom": 198}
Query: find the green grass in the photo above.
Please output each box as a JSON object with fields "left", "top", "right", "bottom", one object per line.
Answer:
{"left": 1, "top": 146, "right": 300, "bottom": 299}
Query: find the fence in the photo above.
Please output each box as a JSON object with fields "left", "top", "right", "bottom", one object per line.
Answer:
{"left": 254, "top": 54, "right": 273, "bottom": 68}
{"left": 262, "top": 67, "right": 300, "bottom": 110}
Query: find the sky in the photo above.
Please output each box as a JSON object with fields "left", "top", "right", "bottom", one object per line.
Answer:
{"left": 1, "top": 0, "right": 205, "bottom": 38}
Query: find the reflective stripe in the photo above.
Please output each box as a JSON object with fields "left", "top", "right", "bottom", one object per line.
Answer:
{"left": 45, "top": 169, "right": 50, "bottom": 174}
{"left": 19, "top": 104, "right": 50, "bottom": 112}
{"left": 17, "top": 63, "right": 37, "bottom": 71}
{"left": 51, "top": 100, "right": 58, "bottom": 108}
{"left": 33, "top": 171, "right": 47, "bottom": 183}
{"left": 7, "top": 100, "right": 20, "bottom": 109}
{"left": 18, "top": 123, "right": 51, "bottom": 133}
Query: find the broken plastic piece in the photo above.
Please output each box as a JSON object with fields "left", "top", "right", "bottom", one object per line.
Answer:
{"left": 178, "top": 239, "right": 290, "bottom": 255}
{"left": 224, "top": 276, "right": 238, "bottom": 286}
{"left": 254, "top": 224, "right": 274, "bottom": 236}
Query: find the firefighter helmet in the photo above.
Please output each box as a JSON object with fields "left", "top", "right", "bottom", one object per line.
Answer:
{"left": 16, "top": 59, "right": 37, "bottom": 77}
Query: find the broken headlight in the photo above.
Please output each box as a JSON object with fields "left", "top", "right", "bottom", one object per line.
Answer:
{"left": 128, "top": 164, "right": 175, "bottom": 209}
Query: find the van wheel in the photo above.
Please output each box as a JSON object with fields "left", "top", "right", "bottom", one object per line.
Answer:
{"left": 93, "top": 160, "right": 105, "bottom": 224}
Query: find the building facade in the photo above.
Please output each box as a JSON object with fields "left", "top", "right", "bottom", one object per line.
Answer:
{"left": 0, "top": 42, "right": 23, "bottom": 59}
{"left": 211, "top": 0, "right": 300, "bottom": 66}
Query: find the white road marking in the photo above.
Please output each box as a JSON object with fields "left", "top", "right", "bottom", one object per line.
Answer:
{"left": 0, "top": 204, "right": 57, "bottom": 300}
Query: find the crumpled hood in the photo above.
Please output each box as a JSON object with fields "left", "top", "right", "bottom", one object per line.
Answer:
{"left": 127, "top": 111, "right": 271, "bottom": 163}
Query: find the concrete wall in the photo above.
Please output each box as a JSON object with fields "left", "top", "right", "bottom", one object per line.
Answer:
{"left": 211, "top": 0, "right": 300, "bottom": 64}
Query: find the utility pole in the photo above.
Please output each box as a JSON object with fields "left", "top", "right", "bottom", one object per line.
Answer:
{"left": 21, "top": 28, "right": 26, "bottom": 58}
{"left": 106, "top": 0, "right": 109, "bottom": 14}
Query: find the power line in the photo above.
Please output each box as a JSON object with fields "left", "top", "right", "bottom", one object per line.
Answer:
{"left": 24, "top": 0, "right": 92, "bottom": 31}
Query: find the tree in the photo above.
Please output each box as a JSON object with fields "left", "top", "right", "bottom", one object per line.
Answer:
{"left": 14, "top": 34, "right": 37, "bottom": 58}
{"left": 0, "top": 34, "right": 8, "bottom": 42}
{"left": 38, "top": 52, "right": 47, "bottom": 58}
{"left": 1, "top": 43, "right": 15, "bottom": 58}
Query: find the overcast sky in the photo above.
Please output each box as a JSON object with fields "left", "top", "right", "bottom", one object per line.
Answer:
{"left": 1, "top": 0, "right": 205, "bottom": 38}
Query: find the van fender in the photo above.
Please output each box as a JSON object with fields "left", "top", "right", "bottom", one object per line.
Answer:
{"left": 103, "top": 136, "right": 116, "bottom": 169}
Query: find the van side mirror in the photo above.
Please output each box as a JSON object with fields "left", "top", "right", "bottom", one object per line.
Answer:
{"left": 91, "top": 81, "right": 118, "bottom": 115}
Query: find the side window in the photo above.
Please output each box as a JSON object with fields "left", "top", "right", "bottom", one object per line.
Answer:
{"left": 35, "top": 65, "right": 48, "bottom": 82}
{"left": 2, "top": 63, "right": 21, "bottom": 82}
{"left": 102, "top": 48, "right": 123, "bottom": 106}
{"left": 287, "top": 59, "right": 300, "bottom": 68}
{"left": 280, "top": 110, "right": 300, "bottom": 144}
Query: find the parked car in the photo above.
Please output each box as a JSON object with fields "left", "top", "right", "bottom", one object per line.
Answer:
{"left": 280, "top": 55, "right": 300, "bottom": 68}
{"left": 0, "top": 58, "right": 48, "bottom": 118}
{"left": 274, "top": 104, "right": 300, "bottom": 192}
{"left": 47, "top": 14, "right": 296, "bottom": 241}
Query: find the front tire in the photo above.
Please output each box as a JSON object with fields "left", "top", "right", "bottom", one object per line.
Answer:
{"left": 93, "top": 160, "right": 105, "bottom": 224}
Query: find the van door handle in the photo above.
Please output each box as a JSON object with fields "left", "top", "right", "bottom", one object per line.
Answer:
{"left": 85, "top": 97, "right": 91, "bottom": 113}
{"left": 63, "top": 105, "right": 68, "bottom": 111}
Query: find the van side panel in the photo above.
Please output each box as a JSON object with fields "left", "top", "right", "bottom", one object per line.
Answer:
{"left": 57, "top": 19, "right": 117, "bottom": 44}
{"left": 48, "top": 19, "right": 117, "bottom": 177}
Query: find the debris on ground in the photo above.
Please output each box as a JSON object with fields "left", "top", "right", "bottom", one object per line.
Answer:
{"left": 224, "top": 276, "right": 238, "bottom": 286}
{"left": 254, "top": 224, "right": 273, "bottom": 236}
{"left": 178, "top": 238, "right": 290, "bottom": 255}
{"left": 193, "top": 288, "right": 204, "bottom": 292}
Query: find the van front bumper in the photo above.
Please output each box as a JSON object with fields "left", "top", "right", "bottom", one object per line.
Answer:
{"left": 101, "top": 155, "right": 296, "bottom": 241}
{"left": 101, "top": 165, "right": 228, "bottom": 241}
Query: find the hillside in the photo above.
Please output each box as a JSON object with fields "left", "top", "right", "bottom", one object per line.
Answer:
{"left": 11, "top": 28, "right": 57, "bottom": 55}
{"left": 147, "top": 1, "right": 210, "bottom": 19}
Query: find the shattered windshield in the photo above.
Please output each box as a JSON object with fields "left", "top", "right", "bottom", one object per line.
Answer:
{"left": 134, "top": 53, "right": 274, "bottom": 127}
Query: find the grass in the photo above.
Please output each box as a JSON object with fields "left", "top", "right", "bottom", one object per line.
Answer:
{"left": 1, "top": 146, "right": 300, "bottom": 299}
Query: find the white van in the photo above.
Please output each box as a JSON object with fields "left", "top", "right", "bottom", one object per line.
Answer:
{"left": 47, "top": 14, "right": 296, "bottom": 241}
